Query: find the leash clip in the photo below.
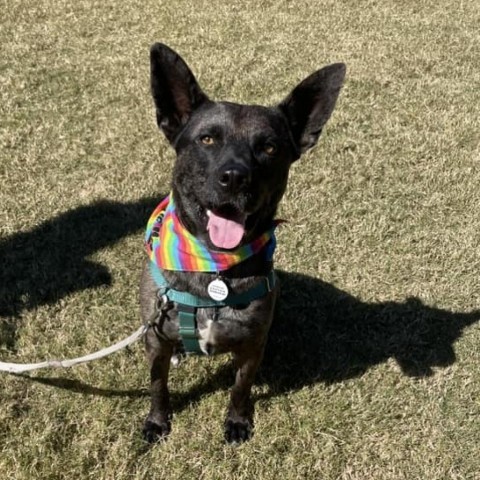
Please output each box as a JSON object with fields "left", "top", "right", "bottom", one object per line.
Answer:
{"left": 156, "top": 288, "right": 173, "bottom": 312}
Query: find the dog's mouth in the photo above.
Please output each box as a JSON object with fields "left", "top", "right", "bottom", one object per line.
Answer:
{"left": 206, "top": 204, "right": 247, "bottom": 250}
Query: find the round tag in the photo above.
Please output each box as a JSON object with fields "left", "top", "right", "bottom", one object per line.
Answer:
{"left": 207, "top": 278, "right": 229, "bottom": 301}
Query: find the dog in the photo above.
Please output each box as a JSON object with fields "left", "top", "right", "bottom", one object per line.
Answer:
{"left": 140, "top": 43, "right": 345, "bottom": 444}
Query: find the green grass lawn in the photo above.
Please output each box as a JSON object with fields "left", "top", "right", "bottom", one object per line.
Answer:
{"left": 1, "top": 0, "right": 479, "bottom": 478}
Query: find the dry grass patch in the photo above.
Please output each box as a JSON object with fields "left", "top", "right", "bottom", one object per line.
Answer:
{"left": 1, "top": 0, "right": 479, "bottom": 479}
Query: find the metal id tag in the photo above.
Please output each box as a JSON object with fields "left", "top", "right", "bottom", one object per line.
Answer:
{"left": 207, "top": 278, "right": 229, "bottom": 301}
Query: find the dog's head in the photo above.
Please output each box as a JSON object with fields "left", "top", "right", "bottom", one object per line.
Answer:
{"left": 150, "top": 43, "right": 345, "bottom": 251}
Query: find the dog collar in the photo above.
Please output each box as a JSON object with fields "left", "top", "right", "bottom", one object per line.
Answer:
{"left": 145, "top": 193, "right": 278, "bottom": 272}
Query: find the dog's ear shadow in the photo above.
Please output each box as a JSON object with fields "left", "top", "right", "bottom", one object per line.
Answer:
{"left": 260, "top": 270, "right": 480, "bottom": 393}
{"left": 0, "top": 195, "right": 163, "bottom": 350}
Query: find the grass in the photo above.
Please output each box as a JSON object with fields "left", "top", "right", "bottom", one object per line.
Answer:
{"left": 1, "top": 0, "right": 479, "bottom": 478}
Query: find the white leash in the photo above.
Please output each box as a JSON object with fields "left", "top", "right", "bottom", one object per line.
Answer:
{"left": 0, "top": 324, "right": 149, "bottom": 374}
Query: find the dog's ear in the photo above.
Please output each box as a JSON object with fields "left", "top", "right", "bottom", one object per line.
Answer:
{"left": 279, "top": 63, "right": 346, "bottom": 155}
{"left": 150, "top": 43, "right": 209, "bottom": 143}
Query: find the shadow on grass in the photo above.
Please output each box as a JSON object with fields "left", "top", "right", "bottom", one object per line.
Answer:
{"left": 2, "top": 201, "right": 479, "bottom": 410}
{"left": 16, "top": 375, "right": 150, "bottom": 398}
{"left": 169, "top": 270, "right": 479, "bottom": 405}
{"left": 174, "top": 270, "right": 480, "bottom": 403}
{"left": 261, "top": 271, "right": 480, "bottom": 390}
{"left": 16, "top": 272, "right": 480, "bottom": 412}
{"left": 0, "top": 195, "right": 160, "bottom": 349}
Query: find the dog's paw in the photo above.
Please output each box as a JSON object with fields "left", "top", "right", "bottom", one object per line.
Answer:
{"left": 224, "top": 418, "right": 253, "bottom": 445}
{"left": 142, "top": 418, "right": 171, "bottom": 444}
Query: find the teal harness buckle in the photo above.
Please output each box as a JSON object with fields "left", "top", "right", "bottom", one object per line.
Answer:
{"left": 149, "top": 262, "right": 276, "bottom": 354}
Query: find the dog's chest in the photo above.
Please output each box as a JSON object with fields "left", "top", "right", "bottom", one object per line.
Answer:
{"left": 197, "top": 317, "right": 216, "bottom": 355}
{"left": 194, "top": 307, "right": 249, "bottom": 356}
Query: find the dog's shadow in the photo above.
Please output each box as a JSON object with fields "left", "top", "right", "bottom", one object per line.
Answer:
{"left": 262, "top": 271, "right": 480, "bottom": 390}
{"left": 2, "top": 200, "right": 479, "bottom": 410}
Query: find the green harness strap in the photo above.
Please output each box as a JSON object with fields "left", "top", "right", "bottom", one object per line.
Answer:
{"left": 149, "top": 262, "right": 276, "bottom": 354}
{"left": 177, "top": 305, "right": 199, "bottom": 353}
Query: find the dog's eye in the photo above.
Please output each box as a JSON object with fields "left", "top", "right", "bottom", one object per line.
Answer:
{"left": 200, "top": 135, "right": 214, "bottom": 145}
{"left": 263, "top": 144, "right": 277, "bottom": 156}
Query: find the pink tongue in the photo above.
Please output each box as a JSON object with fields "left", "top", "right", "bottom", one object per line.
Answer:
{"left": 207, "top": 211, "right": 246, "bottom": 249}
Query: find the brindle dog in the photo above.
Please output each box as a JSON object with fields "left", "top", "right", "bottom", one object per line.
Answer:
{"left": 140, "top": 43, "right": 345, "bottom": 444}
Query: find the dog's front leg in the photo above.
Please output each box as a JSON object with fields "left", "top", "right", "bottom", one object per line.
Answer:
{"left": 225, "top": 343, "right": 266, "bottom": 444}
{"left": 143, "top": 328, "right": 173, "bottom": 443}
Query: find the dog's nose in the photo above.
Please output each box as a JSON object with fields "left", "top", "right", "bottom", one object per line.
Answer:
{"left": 218, "top": 165, "right": 251, "bottom": 192}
